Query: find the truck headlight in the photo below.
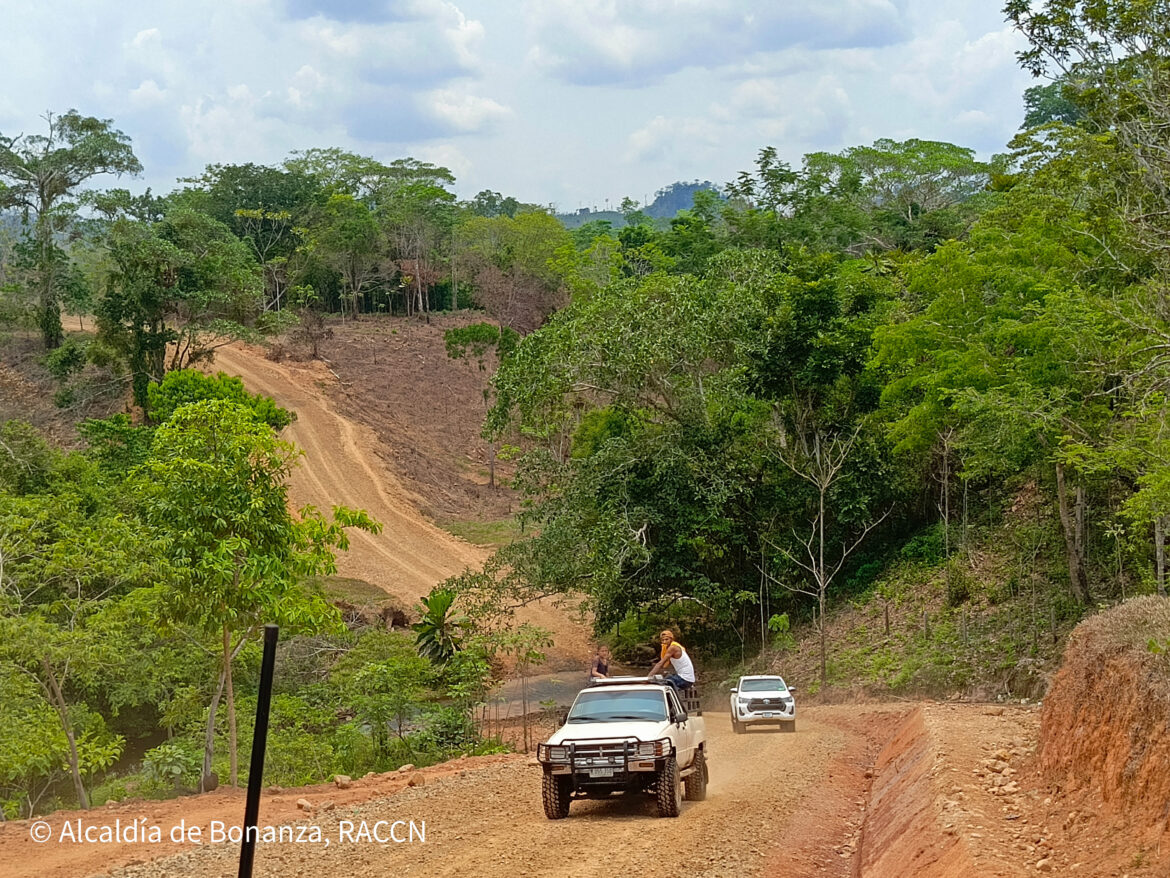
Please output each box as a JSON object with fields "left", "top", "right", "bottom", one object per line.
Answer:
{"left": 737, "top": 697, "right": 750, "bottom": 704}
{"left": 636, "top": 738, "right": 670, "bottom": 757}
{"left": 538, "top": 744, "right": 568, "bottom": 762}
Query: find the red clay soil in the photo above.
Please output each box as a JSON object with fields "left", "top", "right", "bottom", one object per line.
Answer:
{"left": 858, "top": 704, "right": 1039, "bottom": 878}
{"left": 762, "top": 706, "right": 907, "bottom": 877}
{"left": 1037, "top": 595, "right": 1170, "bottom": 873}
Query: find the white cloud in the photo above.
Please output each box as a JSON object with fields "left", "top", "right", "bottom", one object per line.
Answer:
{"left": 129, "top": 79, "right": 167, "bottom": 107}
{"left": 129, "top": 28, "right": 160, "bottom": 49}
{"left": 427, "top": 88, "right": 511, "bottom": 132}
{"left": 626, "top": 114, "right": 720, "bottom": 164}
{"left": 525, "top": 0, "right": 909, "bottom": 86}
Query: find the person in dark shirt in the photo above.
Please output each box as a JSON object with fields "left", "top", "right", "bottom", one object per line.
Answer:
{"left": 590, "top": 644, "right": 612, "bottom": 679}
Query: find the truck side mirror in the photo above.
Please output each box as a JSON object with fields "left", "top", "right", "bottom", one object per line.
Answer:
{"left": 787, "top": 687, "right": 796, "bottom": 694}
{"left": 729, "top": 688, "right": 738, "bottom": 694}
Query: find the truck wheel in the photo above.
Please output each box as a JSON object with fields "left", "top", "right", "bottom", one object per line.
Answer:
{"left": 542, "top": 773, "right": 571, "bottom": 819}
{"left": 782, "top": 720, "right": 796, "bottom": 733}
{"left": 656, "top": 756, "right": 682, "bottom": 817}
{"left": 732, "top": 717, "right": 744, "bottom": 734}
{"left": 683, "top": 749, "right": 708, "bottom": 802}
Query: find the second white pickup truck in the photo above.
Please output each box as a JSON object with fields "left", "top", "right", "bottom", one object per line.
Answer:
{"left": 536, "top": 676, "right": 707, "bottom": 819}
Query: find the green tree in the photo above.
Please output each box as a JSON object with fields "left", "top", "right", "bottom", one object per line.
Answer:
{"left": 457, "top": 211, "right": 570, "bottom": 329}
{"left": 306, "top": 194, "right": 380, "bottom": 318}
{"left": 0, "top": 664, "right": 66, "bottom": 817}
{"left": 377, "top": 159, "right": 457, "bottom": 317}
{"left": 95, "top": 209, "right": 263, "bottom": 408}
{"left": 0, "top": 110, "right": 141, "bottom": 348}
{"left": 137, "top": 399, "right": 379, "bottom": 789}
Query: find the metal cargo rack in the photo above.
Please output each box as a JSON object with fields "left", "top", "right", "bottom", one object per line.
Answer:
{"left": 586, "top": 675, "right": 702, "bottom": 716}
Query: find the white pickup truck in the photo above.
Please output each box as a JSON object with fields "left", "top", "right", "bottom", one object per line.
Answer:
{"left": 536, "top": 677, "right": 707, "bottom": 819}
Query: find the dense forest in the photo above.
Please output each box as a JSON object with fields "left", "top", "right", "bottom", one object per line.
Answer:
{"left": 1, "top": 0, "right": 1169, "bottom": 819}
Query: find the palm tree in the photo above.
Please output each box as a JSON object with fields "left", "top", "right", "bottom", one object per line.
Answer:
{"left": 412, "top": 589, "right": 465, "bottom": 664}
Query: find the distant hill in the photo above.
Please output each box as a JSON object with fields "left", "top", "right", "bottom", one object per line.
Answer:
{"left": 643, "top": 180, "right": 721, "bottom": 219}
{"left": 556, "top": 180, "right": 722, "bottom": 230}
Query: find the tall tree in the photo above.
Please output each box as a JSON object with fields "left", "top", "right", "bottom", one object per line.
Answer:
{"left": 96, "top": 209, "right": 263, "bottom": 409}
{"left": 306, "top": 194, "right": 380, "bottom": 318}
{"left": 376, "top": 159, "right": 456, "bottom": 317}
{"left": 136, "top": 400, "right": 379, "bottom": 788}
{"left": 0, "top": 111, "right": 141, "bottom": 348}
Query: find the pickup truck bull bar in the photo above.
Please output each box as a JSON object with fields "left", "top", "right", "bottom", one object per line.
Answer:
{"left": 540, "top": 736, "right": 667, "bottom": 779}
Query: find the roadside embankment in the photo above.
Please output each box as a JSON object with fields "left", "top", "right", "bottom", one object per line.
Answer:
{"left": 1039, "top": 596, "right": 1170, "bottom": 846}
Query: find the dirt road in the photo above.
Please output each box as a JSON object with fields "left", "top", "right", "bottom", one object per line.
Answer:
{"left": 10, "top": 707, "right": 887, "bottom": 878}
{"left": 211, "top": 346, "right": 591, "bottom": 665}
{"left": 215, "top": 346, "right": 487, "bottom": 602}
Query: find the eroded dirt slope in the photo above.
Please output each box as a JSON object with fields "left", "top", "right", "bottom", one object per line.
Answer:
{"left": 215, "top": 345, "right": 487, "bottom": 604}
{"left": 212, "top": 344, "right": 590, "bottom": 667}
{"left": 313, "top": 314, "right": 518, "bottom": 524}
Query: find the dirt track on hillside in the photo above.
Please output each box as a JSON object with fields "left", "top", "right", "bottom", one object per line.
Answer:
{"left": 211, "top": 345, "right": 590, "bottom": 666}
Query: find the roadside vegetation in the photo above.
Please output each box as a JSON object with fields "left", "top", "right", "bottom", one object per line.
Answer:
{"left": 0, "top": 370, "right": 512, "bottom": 819}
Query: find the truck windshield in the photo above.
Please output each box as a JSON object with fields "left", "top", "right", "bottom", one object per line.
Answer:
{"left": 567, "top": 690, "right": 668, "bottom": 723}
{"left": 740, "top": 678, "right": 787, "bottom": 692}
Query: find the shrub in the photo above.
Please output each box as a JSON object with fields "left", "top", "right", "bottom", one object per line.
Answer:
{"left": 945, "top": 565, "right": 972, "bottom": 607}
{"left": 900, "top": 525, "right": 947, "bottom": 566}
{"left": 146, "top": 370, "right": 294, "bottom": 429}
{"left": 142, "top": 741, "right": 201, "bottom": 788}
{"left": 42, "top": 339, "right": 88, "bottom": 381}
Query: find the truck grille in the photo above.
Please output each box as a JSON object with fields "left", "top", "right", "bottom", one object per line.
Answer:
{"left": 568, "top": 741, "right": 632, "bottom": 765}
{"left": 747, "top": 697, "right": 790, "bottom": 711}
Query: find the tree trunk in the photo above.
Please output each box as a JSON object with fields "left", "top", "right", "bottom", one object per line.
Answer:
{"left": 1157, "top": 515, "right": 1167, "bottom": 597}
{"left": 818, "top": 587, "right": 827, "bottom": 685}
{"left": 451, "top": 237, "right": 458, "bottom": 311}
{"left": 37, "top": 213, "right": 63, "bottom": 350}
{"left": 1055, "top": 461, "right": 1092, "bottom": 604}
{"left": 223, "top": 624, "right": 238, "bottom": 787}
{"left": 41, "top": 658, "right": 88, "bottom": 810}
{"left": 488, "top": 440, "right": 497, "bottom": 489}
{"left": 818, "top": 486, "right": 827, "bottom": 685}
{"left": 202, "top": 666, "right": 227, "bottom": 792}
{"left": 521, "top": 671, "right": 529, "bottom": 753}
{"left": 941, "top": 437, "right": 950, "bottom": 557}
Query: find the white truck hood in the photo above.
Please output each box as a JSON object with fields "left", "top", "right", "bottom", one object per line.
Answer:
{"left": 546, "top": 719, "right": 673, "bottom": 744}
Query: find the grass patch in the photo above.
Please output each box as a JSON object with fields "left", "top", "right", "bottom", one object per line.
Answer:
{"left": 311, "top": 576, "right": 392, "bottom": 605}
{"left": 443, "top": 518, "right": 522, "bottom": 548}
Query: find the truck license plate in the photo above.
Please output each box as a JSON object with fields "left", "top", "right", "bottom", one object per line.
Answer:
{"left": 588, "top": 767, "right": 614, "bottom": 778}
{"left": 761, "top": 712, "right": 774, "bottom": 717}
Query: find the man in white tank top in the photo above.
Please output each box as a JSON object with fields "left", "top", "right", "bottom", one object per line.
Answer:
{"left": 649, "top": 629, "right": 696, "bottom": 691}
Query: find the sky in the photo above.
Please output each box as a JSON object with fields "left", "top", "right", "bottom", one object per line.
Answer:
{"left": 0, "top": 0, "right": 1037, "bottom": 212}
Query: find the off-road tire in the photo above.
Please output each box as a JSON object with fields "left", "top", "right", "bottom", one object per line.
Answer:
{"left": 732, "top": 717, "right": 744, "bottom": 734}
{"left": 782, "top": 719, "right": 796, "bottom": 733}
{"left": 683, "top": 749, "right": 708, "bottom": 802}
{"left": 542, "top": 772, "right": 571, "bottom": 819}
{"left": 656, "top": 755, "right": 682, "bottom": 817}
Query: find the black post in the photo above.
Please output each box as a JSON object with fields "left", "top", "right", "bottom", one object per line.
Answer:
{"left": 238, "top": 624, "right": 279, "bottom": 878}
